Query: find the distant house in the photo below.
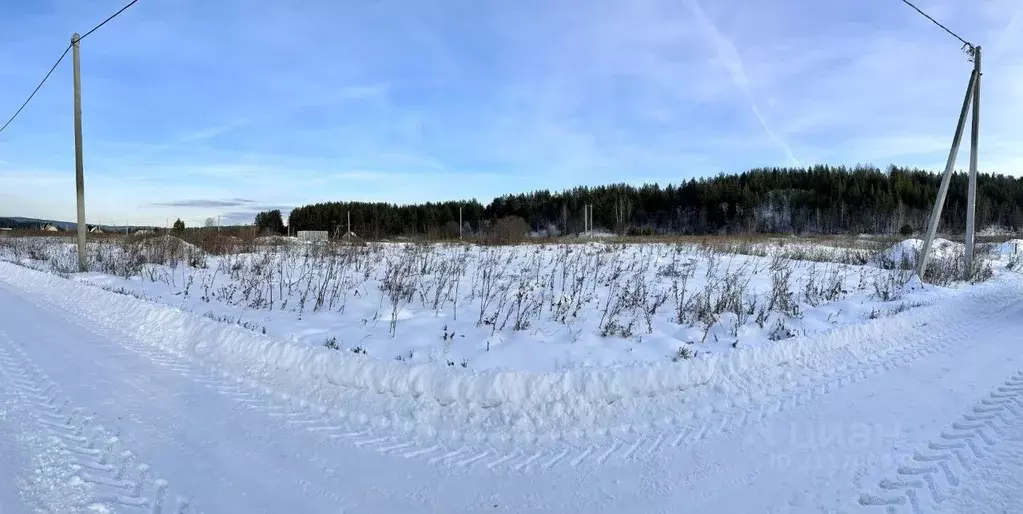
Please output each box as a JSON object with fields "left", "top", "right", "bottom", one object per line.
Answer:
{"left": 0, "top": 227, "right": 12, "bottom": 237}
{"left": 41, "top": 223, "right": 59, "bottom": 232}
{"left": 135, "top": 229, "right": 152, "bottom": 235}
{"left": 89, "top": 226, "right": 104, "bottom": 233}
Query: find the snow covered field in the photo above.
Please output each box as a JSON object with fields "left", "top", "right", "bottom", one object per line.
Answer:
{"left": 1, "top": 235, "right": 1023, "bottom": 512}
{"left": 1, "top": 235, "right": 1003, "bottom": 373}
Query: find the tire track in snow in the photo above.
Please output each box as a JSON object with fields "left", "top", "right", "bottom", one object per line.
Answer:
{"left": 0, "top": 329, "right": 192, "bottom": 514}
{"left": 2, "top": 287, "right": 351, "bottom": 513}
{"left": 655, "top": 291, "right": 1023, "bottom": 510}
{"left": 683, "top": 290, "right": 1023, "bottom": 507}
{"left": 858, "top": 369, "right": 1023, "bottom": 513}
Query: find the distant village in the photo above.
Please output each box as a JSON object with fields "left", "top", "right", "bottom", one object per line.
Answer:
{"left": 0, "top": 218, "right": 155, "bottom": 236}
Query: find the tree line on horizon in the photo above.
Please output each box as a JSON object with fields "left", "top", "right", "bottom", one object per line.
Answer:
{"left": 256, "top": 165, "right": 1023, "bottom": 238}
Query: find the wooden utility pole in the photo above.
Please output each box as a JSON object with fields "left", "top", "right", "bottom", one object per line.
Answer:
{"left": 72, "top": 33, "right": 87, "bottom": 271}
{"left": 918, "top": 68, "right": 976, "bottom": 278}
{"left": 964, "top": 46, "right": 981, "bottom": 276}
{"left": 459, "top": 206, "right": 463, "bottom": 239}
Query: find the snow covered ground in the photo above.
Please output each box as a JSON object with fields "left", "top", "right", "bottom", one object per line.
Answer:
{"left": 1, "top": 237, "right": 1022, "bottom": 512}
{"left": 0, "top": 237, "right": 976, "bottom": 372}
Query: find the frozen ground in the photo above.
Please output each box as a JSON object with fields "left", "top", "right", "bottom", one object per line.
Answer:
{"left": 0, "top": 239, "right": 1022, "bottom": 512}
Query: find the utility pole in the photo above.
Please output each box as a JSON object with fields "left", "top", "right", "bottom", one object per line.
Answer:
{"left": 902, "top": 0, "right": 980, "bottom": 281}
{"left": 964, "top": 46, "right": 981, "bottom": 277}
{"left": 72, "top": 33, "right": 87, "bottom": 272}
{"left": 459, "top": 206, "right": 463, "bottom": 239}
{"left": 346, "top": 211, "right": 351, "bottom": 241}
{"left": 918, "top": 68, "right": 976, "bottom": 278}
{"left": 616, "top": 196, "right": 621, "bottom": 234}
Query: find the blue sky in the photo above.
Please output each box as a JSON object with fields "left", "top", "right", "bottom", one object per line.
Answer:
{"left": 0, "top": 0, "right": 1020, "bottom": 226}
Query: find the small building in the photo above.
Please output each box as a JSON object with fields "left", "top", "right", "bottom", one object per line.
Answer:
{"left": 0, "top": 227, "right": 12, "bottom": 237}
{"left": 297, "top": 230, "right": 328, "bottom": 243}
{"left": 89, "top": 225, "right": 104, "bottom": 233}
{"left": 41, "top": 223, "right": 59, "bottom": 232}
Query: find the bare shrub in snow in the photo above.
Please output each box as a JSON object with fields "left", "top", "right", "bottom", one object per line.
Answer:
{"left": 323, "top": 337, "right": 340, "bottom": 350}
{"left": 672, "top": 345, "right": 697, "bottom": 361}
{"left": 381, "top": 245, "right": 420, "bottom": 336}
{"left": 802, "top": 263, "right": 846, "bottom": 307}
{"left": 670, "top": 257, "right": 698, "bottom": 325}
{"left": 871, "top": 269, "right": 913, "bottom": 302}
{"left": 484, "top": 216, "right": 530, "bottom": 245}
{"left": 767, "top": 318, "right": 796, "bottom": 341}
{"left": 918, "top": 248, "right": 992, "bottom": 286}
{"left": 767, "top": 260, "right": 801, "bottom": 318}
{"left": 968, "top": 247, "right": 995, "bottom": 284}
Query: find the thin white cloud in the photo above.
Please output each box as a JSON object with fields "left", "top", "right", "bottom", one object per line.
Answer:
{"left": 688, "top": 0, "right": 800, "bottom": 166}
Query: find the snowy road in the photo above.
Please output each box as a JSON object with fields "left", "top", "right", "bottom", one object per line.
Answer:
{"left": 1, "top": 263, "right": 1022, "bottom": 513}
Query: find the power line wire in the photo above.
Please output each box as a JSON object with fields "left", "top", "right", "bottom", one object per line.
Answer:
{"left": 80, "top": 0, "right": 140, "bottom": 40}
{"left": 0, "top": 0, "right": 141, "bottom": 136}
{"left": 899, "top": 0, "right": 973, "bottom": 49}
{"left": 0, "top": 44, "right": 72, "bottom": 135}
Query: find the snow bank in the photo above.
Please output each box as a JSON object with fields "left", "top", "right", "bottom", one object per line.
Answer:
{"left": 871, "top": 238, "right": 962, "bottom": 268}
{"left": 578, "top": 230, "right": 616, "bottom": 239}
{"left": 979, "top": 225, "right": 1018, "bottom": 237}
{"left": 996, "top": 239, "right": 1023, "bottom": 257}
{"left": 1, "top": 261, "right": 998, "bottom": 419}
{"left": 255, "top": 235, "right": 298, "bottom": 245}
{"left": 139, "top": 234, "right": 198, "bottom": 250}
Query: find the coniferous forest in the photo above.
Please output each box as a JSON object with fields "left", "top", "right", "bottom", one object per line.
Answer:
{"left": 283, "top": 165, "right": 1023, "bottom": 238}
